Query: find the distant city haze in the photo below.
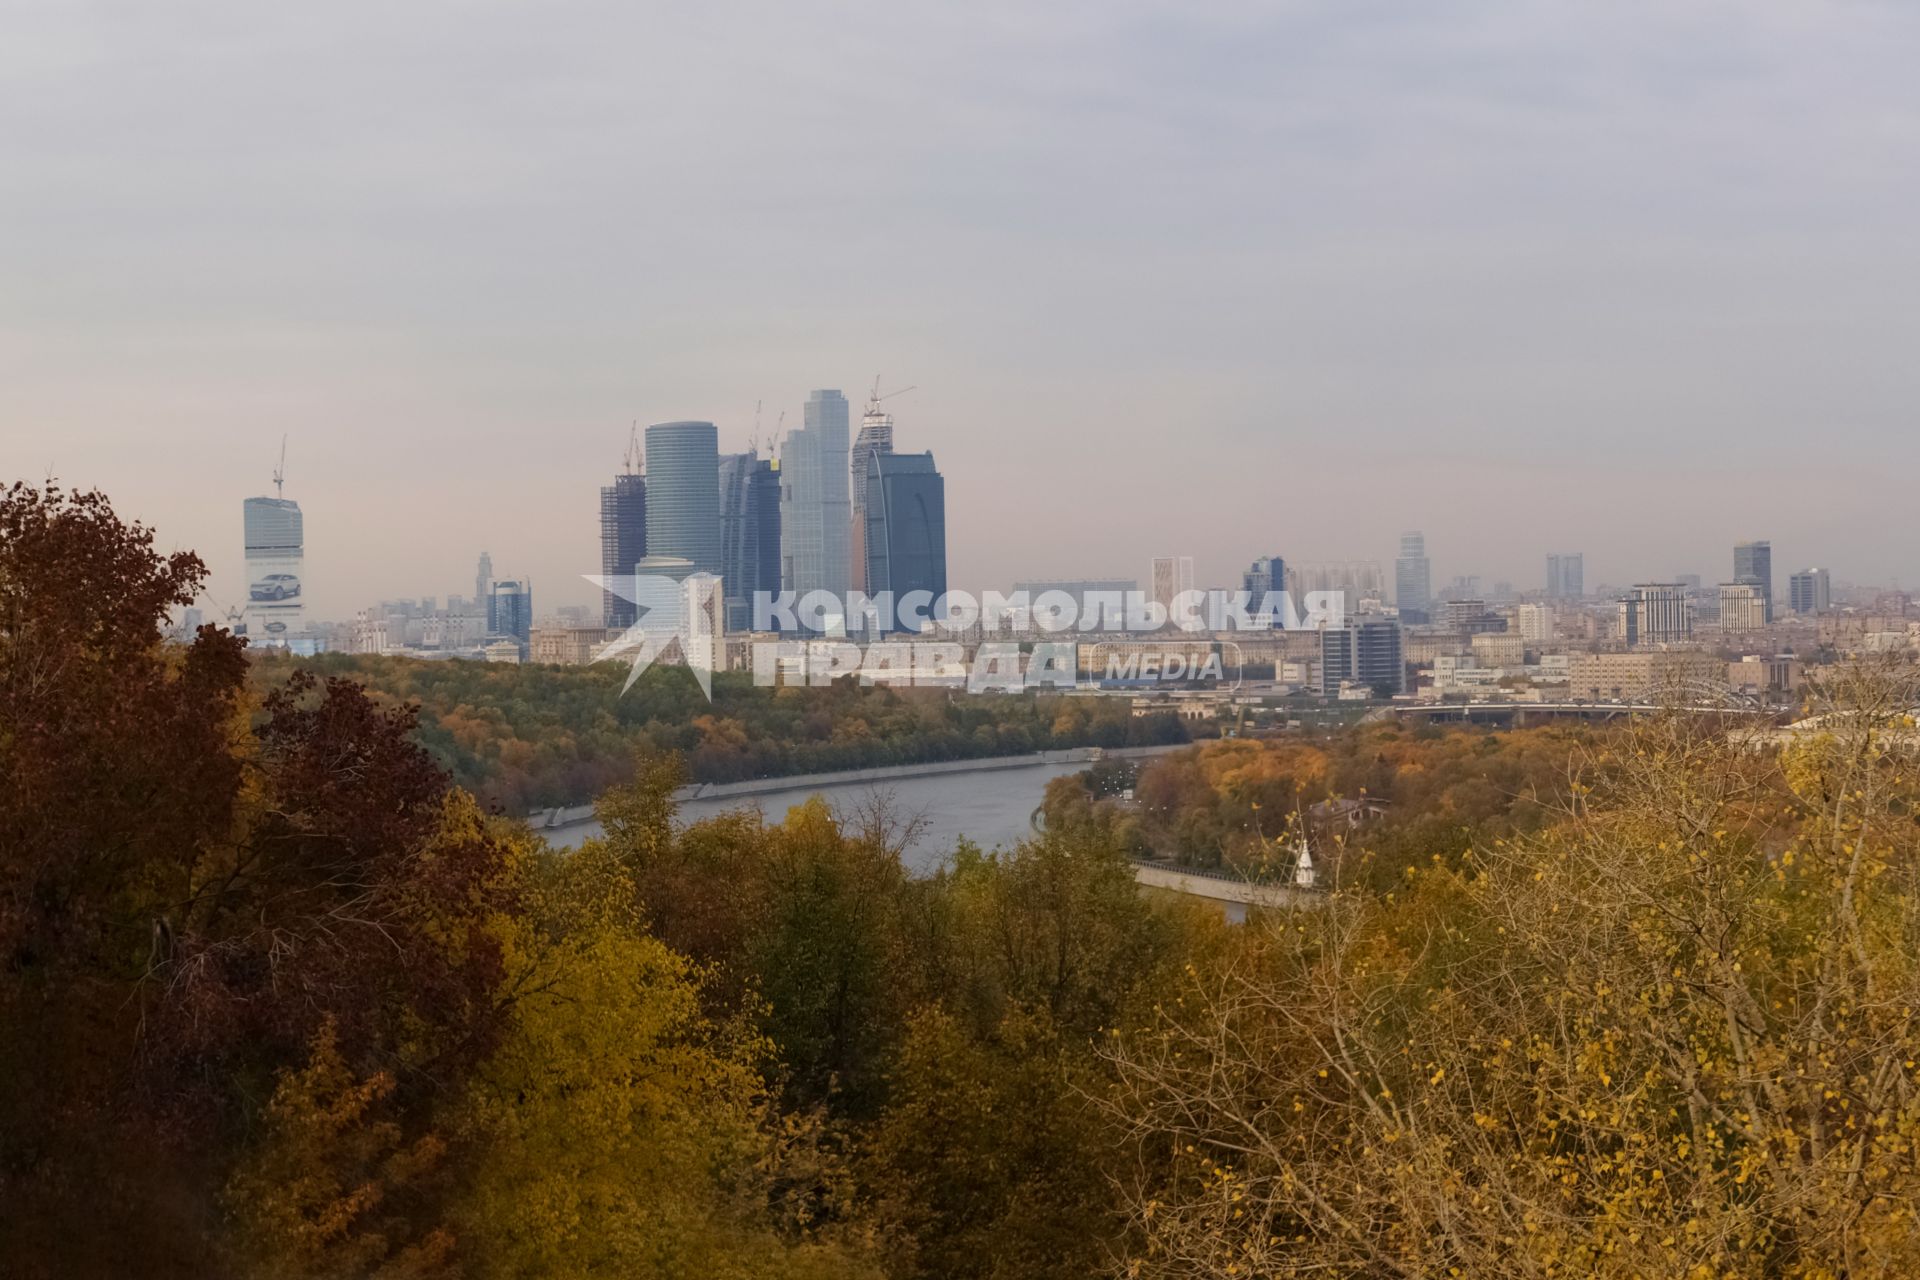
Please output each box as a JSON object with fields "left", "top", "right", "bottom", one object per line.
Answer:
{"left": 5, "top": 1, "right": 1918, "bottom": 617}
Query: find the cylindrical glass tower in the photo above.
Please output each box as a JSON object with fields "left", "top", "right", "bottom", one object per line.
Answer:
{"left": 643, "top": 421, "right": 721, "bottom": 575}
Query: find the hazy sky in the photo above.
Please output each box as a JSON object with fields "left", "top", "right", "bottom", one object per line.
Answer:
{"left": 6, "top": 0, "right": 1918, "bottom": 618}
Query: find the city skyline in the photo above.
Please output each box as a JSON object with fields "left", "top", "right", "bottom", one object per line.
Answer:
{"left": 195, "top": 422, "right": 1904, "bottom": 625}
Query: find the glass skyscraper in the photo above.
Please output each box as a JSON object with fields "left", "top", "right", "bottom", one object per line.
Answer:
{"left": 1546, "top": 552, "right": 1585, "bottom": 600}
{"left": 719, "top": 450, "right": 781, "bottom": 632}
{"left": 1395, "top": 532, "right": 1430, "bottom": 621}
{"left": 1243, "top": 556, "right": 1287, "bottom": 627}
{"left": 849, "top": 404, "right": 895, "bottom": 595}
{"left": 862, "top": 450, "right": 947, "bottom": 629}
{"left": 779, "top": 390, "right": 852, "bottom": 624}
{"left": 1734, "top": 539, "right": 1773, "bottom": 622}
{"left": 1789, "top": 567, "right": 1831, "bottom": 615}
{"left": 643, "top": 421, "right": 721, "bottom": 575}
{"left": 486, "top": 579, "right": 533, "bottom": 655}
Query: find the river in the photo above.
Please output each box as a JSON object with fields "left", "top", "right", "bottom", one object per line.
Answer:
{"left": 540, "top": 758, "right": 1095, "bottom": 874}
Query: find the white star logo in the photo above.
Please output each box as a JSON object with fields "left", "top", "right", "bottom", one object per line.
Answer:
{"left": 584, "top": 572, "right": 721, "bottom": 699}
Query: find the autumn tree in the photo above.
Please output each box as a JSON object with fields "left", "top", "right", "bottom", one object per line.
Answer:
{"left": 1, "top": 484, "right": 519, "bottom": 1276}
{"left": 1106, "top": 668, "right": 1920, "bottom": 1279}
{"left": 445, "top": 831, "right": 878, "bottom": 1278}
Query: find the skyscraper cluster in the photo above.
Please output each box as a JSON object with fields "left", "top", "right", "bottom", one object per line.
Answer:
{"left": 595, "top": 385, "right": 948, "bottom": 636}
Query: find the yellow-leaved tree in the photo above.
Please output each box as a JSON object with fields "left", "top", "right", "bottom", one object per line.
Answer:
{"left": 447, "top": 831, "right": 876, "bottom": 1279}
{"left": 1107, "top": 664, "right": 1920, "bottom": 1279}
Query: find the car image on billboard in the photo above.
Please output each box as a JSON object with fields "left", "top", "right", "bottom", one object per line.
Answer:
{"left": 249, "top": 573, "right": 301, "bottom": 601}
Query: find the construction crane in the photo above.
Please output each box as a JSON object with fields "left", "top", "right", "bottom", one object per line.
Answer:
{"left": 622, "top": 422, "right": 641, "bottom": 473}
{"left": 865, "top": 376, "right": 916, "bottom": 417}
{"left": 272, "top": 435, "right": 287, "bottom": 498}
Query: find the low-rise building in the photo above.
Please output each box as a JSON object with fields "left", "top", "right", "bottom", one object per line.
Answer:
{"left": 1727, "top": 654, "right": 1804, "bottom": 697}
{"left": 481, "top": 638, "right": 523, "bottom": 664}
{"left": 1470, "top": 632, "right": 1527, "bottom": 667}
{"left": 1568, "top": 650, "right": 1726, "bottom": 702}
{"left": 529, "top": 623, "right": 612, "bottom": 666}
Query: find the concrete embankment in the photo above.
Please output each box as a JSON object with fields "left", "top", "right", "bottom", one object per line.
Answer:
{"left": 524, "top": 742, "right": 1190, "bottom": 831}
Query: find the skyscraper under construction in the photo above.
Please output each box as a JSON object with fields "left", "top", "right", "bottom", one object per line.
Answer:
{"left": 600, "top": 430, "right": 647, "bottom": 629}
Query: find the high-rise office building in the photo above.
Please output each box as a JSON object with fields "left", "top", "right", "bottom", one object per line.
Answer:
{"left": 475, "top": 550, "right": 493, "bottom": 606}
{"left": 1287, "top": 562, "right": 1386, "bottom": 612}
{"left": 1546, "top": 553, "right": 1584, "bottom": 600}
{"left": 1242, "top": 556, "right": 1285, "bottom": 597}
{"left": 1395, "top": 532, "right": 1431, "bottom": 621}
{"left": 242, "top": 493, "right": 305, "bottom": 646}
{"left": 1718, "top": 581, "right": 1768, "bottom": 632}
{"left": 599, "top": 455, "right": 647, "bottom": 630}
{"left": 1734, "top": 540, "right": 1773, "bottom": 622}
{"left": 780, "top": 390, "right": 852, "bottom": 625}
{"left": 1243, "top": 556, "right": 1287, "bottom": 627}
{"left": 1618, "top": 583, "right": 1692, "bottom": 646}
{"left": 1789, "top": 568, "right": 1832, "bottom": 615}
{"left": 719, "top": 450, "right": 781, "bottom": 632}
{"left": 863, "top": 451, "right": 947, "bottom": 629}
{"left": 1319, "top": 619, "right": 1405, "bottom": 695}
{"left": 486, "top": 579, "right": 533, "bottom": 657}
{"left": 643, "top": 421, "right": 721, "bottom": 575}
{"left": 849, "top": 394, "right": 896, "bottom": 596}
{"left": 1150, "top": 556, "right": 1196, "bottom": 611}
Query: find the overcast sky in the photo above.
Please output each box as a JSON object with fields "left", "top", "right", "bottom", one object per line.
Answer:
{"left": 5, "top": 0, "right": 1918, "bottom": 617}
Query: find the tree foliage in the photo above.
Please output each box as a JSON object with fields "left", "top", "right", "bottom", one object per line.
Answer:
{"left": 259, "top": 651, "right": 1191, "bottom": 812}
{"left": 1106, "top": 671, "right": 1920, "bottom": 1278}
{"left": 19, "top": 481, "right": 1912, "bottom": 1279}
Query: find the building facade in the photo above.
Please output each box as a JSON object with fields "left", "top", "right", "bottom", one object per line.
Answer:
{"left": 1243, "top": 555, "right": 1287, "bottom": 625}
{"left": 530, "top": 623, "right": 612, "bottom": 666}
{"left": 1288, "top": 561, "right": 1387, "bottom": 611}
{"left": 1396, "top": 532, "right": 1432, "bottom": 621}
{"left": 1789, "top": 568, "right": 1832, "bottom": 615}
{"left": 849, "top": 401, "right": 895, "bottom": 595}
{"left": 1618, "top": 583, "right": 1693, "bottom": 646}
{"left": 643, "top": 421, "right": 721, "bottom": 575}
{"left": 719, "top": 450, "right": 781, "bottom": 632}
{"left": 1318, "top": 619, "right": 1405, "bottom": 695}
{"left": 780, "top": 390, "right": 852, "bottom": 625}
{"left": 1150, "top": 556, "right": 1196, "bottom": 611}
{"left": 486, "top": 580, "right": 533, "bottom": 656}
{"left": 599, "top": 471, "right": 647, "bottom": 629}
{"left": 1718, "top": 581, "right": 1768, "bottom": 632}
{"left": 1734, "top": 539, "right": 1773, "bottom": 621}
{"left": 1569, "top": 651, "right": 1726, "bottom": 702}
{"left": 242, "top": 495, "right": 306, "bottom": 646}
{"left": 863, "top": 450, "right": 947, "bottom": 629}
{"left": 1546, "top": 553, "right": 1585, "bottom": 601}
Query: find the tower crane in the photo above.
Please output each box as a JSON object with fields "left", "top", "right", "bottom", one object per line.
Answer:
{"left": 865, "top": 376, "right": 917, "bottom": 417}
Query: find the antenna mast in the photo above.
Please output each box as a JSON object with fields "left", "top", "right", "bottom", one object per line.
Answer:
{"left": 272, "top": 435, "right": 287, "bottom": 499}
